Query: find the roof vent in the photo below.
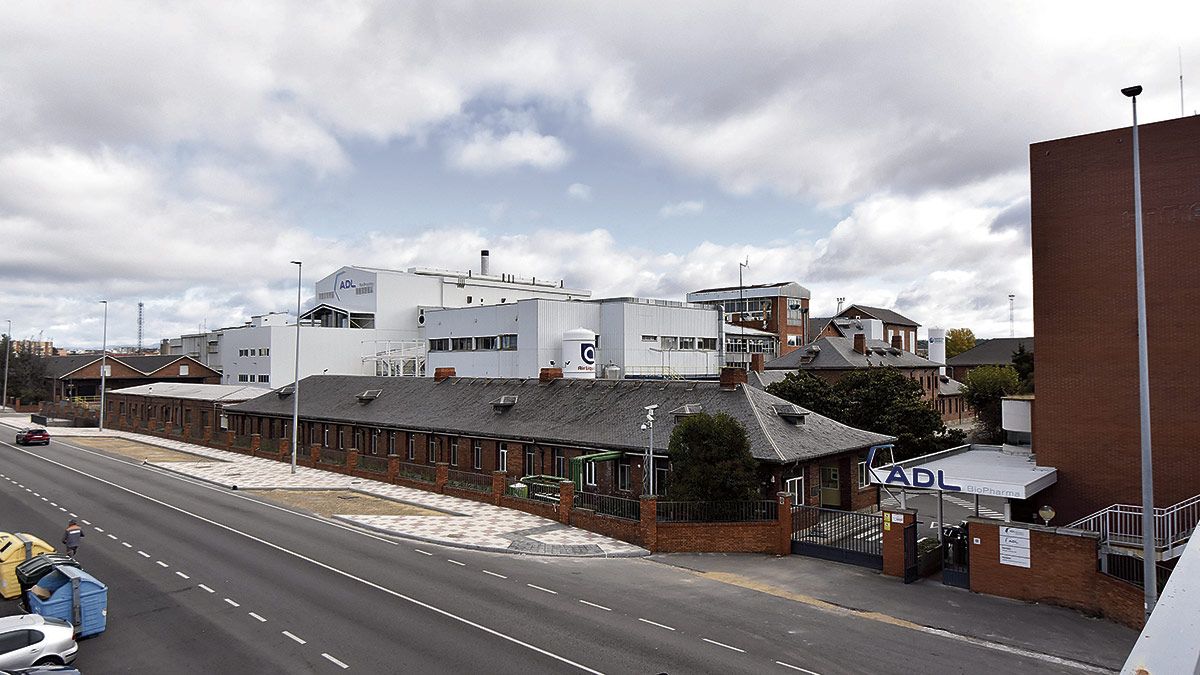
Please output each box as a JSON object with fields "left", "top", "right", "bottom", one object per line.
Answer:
{"left": 771, "top": 403, "right": 809, "bottom": 425}
{"left": 490, "top": 395, "right": 518, "bottom": 412}
{"left": 357, "top": 389, "right": 382, "bottom": 403}
{"left": 276, "top": 386, "right": 294, "bottom": 398}
{"left": 669, "top": 403, "right": 703, "bottom": 417}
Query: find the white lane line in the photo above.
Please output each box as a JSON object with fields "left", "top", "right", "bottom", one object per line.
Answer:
{"left": 95, "top": 527, "right": 105, "bottom": 532}
{"left": 579, "top": 600, "right": 611, "bottom": 611}
{"left": 137, "top": 550, "right": 150, "bottom": 558}
{"left": 81, "top": 520, "right": 91, "bottom": 525}
{"left": 482, "top": 570, "right": 507, "bottom": 579}
{"left": 33, "top": 492, "right": 39, "bottom": 496}
{"left": 198, "top": 584, "right": 215, "bottom": 594}
{"left": 638, "top": 618, "right": 675, "bottom": 631}
{"left": 50, "top": 502, "right": 57, "bottom": 506}
{"left": 224, "top": 598, "right": 240, "bottom": 607}
{"left": 702, "top": 638, "right": 745, "bottom": 653}
{"left": 3, "top": 443, "right": 605, "bottom": 675}
{"left": 176, "top": 571, "right": 190, "bottom": 579}
{"left": 156, "top": 561, "right": 169, "bottom": 568}
{"left": 121, "top": 542, "right": 132, "bottom": 548}
{"left": 322, "top": 653, "right": 349, "bottom": 669}
{"left": 59, "top": 507, "right": 67, "bottom": 512}
{"left": 40, "top": 497, "right": 47, "bottom": 501}
{"left": 414, "top": 549, "right": 432, "bottom": 556}
{"left": 776, "top": 662, "right": 821, "bottom": 674}
{"left": 69, "top": 512, "right": 76, "bottom": 517}
{"left": 447, "top": 559, "right": 466, "bottom": 566}
{"left": 107, "top": 534, "right": 117, "bottom": 539}
{"left": 527, "top": 583, "right": 558, "bottom": 595}
{"left": 249, "top": 612, "right": 267, "bottom": 622}
{"left": 282, "top": 631, "right": 306, "bottom": 645}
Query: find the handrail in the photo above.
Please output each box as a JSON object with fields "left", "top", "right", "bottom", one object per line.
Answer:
{"left": 1068, "top": 493, "right": 1200, "bottom": 554}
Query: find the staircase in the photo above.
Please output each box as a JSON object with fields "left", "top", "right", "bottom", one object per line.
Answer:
{"left": 1068, "top": 494, "right": 1200, "bottom": 561}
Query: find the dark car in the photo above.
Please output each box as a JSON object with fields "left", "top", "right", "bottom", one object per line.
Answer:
{"left": 13, "top": 429, "right": 50, "bottom": 446}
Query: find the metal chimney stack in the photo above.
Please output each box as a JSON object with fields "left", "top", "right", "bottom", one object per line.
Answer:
{"left": 480, "top": 249, "right": 490, "bottom": 276}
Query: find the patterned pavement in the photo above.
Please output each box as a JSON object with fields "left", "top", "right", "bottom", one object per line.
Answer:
{"left": 2, "top": 418, "right": 647, "bottom": 558}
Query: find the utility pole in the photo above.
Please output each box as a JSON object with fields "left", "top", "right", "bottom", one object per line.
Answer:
{"left": 99, "top": 301, "right": 108, "bottom": 432}
{"left": 1008, "top": 294, "right": 1015, "bottom": 337}
{"left": 2, "top": 319, "right": 11, "bottom": 412}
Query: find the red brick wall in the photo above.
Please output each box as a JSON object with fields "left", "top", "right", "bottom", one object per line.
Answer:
{"left": 967, "top": 519, "right": 1144, "bottom": 629}
{"left": 1031, "top": 115, "right": 1200, "bottom": 522}
{"left": 881, "top": 508, "right": 915, "bottom": 577}
{"left": 654, "top": 521, "right": 785, "bottom": 555}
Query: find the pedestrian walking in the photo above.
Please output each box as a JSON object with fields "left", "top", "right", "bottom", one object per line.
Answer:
{"left": 62, "top": 519, "right": 84, "bottom": 557}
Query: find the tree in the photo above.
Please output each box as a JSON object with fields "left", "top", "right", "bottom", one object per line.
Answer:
{"left": 1, "top": 336, "right": 51, "bottom": 404}
{"left": 962, "top": 365, "right": 1020, "bottom": 442}
{"left": 945, "top": 328, "right": 976, "bottom": 359}
{"left": 666, "top": 413, "right": 759, "bottom": 501}
{"left": 764, "top": 371, "right": 843, "bottom": 419}
{"left": 834, "top": 369, "right": 964, "bottom": 460}
{"left": 1011, "top": 343, "right": 1034, "bottom": 393}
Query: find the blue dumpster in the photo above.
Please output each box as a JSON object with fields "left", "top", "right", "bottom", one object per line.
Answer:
{"left": 27, "top": 565, "right": 108, "bottom": 637}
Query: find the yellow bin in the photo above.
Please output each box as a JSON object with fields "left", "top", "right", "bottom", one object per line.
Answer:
{"left": 0, "top": 532, "right": 55, "bottom": 599}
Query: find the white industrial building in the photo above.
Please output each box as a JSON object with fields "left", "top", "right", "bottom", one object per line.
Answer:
{"left": 423, "top": 297, "right": 724, "bottom": 379}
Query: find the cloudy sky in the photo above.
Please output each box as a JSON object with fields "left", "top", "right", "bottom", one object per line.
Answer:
{"left": 1, "top": 2, "right": 1196, "bottom": 349}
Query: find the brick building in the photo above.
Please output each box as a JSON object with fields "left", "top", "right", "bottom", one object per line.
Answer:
{"left": 1031, "top": 114, "right": 1200, "bottom": 523}
{"left": 814, "top": 305, "right": 921, "bottom": 353}
{"left": 945, "top": 337, "right": 1033, "bottom": 382}
{"left": 44, "top": 354, "right": 221, "bottom": 400}
{"left": 103, "top": 383, "right": 264, "bottom": 440}
{"left": 686, "top": 282, "right": 810, "bottom": 358}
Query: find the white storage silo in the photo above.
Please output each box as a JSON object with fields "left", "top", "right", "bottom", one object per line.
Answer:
{"left": 561, "top": 327, "right": 597, "bottom": 379}
{"left": 928, "top": 326, "right": 947, "bottom": 375}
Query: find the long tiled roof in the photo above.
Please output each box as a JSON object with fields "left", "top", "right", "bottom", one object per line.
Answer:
{"left": 946, "top": 337, "right": 1034, "bottom": 367}
{"left": 227, "top": 375, "right": 894, "bottom": 465}
{"left": 765, "top": 336, "right": 937, "bottom": 370}
{"left": 840, "top": 305, "right": 920, "bottom": 327}
{"left": 43, "top": 353, "right": 213, "bottom": 379}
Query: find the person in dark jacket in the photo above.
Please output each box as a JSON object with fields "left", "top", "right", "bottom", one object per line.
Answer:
{"left": 62, "top": 519, "right": 84, "bottom": 556}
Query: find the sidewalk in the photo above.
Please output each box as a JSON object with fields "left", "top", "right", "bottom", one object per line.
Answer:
{"left": 653, "top": 552, "right": 1137, "bottom": 672}
{"left": 1, "top": 417, "right": 647, "bottom": 558}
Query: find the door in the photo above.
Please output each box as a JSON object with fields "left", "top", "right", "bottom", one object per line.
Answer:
{"left": 820, "top": 466, "right": 841, "bottom": 507}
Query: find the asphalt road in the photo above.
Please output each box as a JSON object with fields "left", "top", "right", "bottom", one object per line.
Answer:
{"left": 0, "top": 434, "right": 1099, "bottom": 674}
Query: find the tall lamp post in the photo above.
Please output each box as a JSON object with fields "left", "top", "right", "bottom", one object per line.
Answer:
{"left": 99, "top": 301, "right": 108, "bottom": 432}
{"left": 1122, "top": 84, "right": 1157, "bottom": 617}
{"left": 640, "top": 404, "right": 658, "bottom": 495}
{"left": 290, "top": 261, "right": 303, "bottom": 475}
{"left": 2, "top": 319, "right": 11, "bottom": 412}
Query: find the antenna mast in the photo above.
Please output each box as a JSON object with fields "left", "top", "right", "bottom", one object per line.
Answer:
{"left": 1008, "top": 294, "right": 1015, "bottom": 338}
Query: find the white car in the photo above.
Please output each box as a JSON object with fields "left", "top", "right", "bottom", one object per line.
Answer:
{"left": 0, "top": 616, "right": 77, "bottom": 669}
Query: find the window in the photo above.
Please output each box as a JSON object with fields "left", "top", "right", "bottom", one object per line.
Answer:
{"left": 473, "top": 440, "right": 482, "bottom": 470}
{"left": 787, "top": 335, "right": 800, "bottom": 346}
{"left": 785, "top": 476, "right": 805, "bottom": 503}
{"left": 449, "top": 438, "right": 459, "bottom": 466}
{"left": 184, "top": 408, "right": 191, "bottom": 425}
{"left": 258, "top": 374, "right": 270, "bottom": 383}
{"left": 428, "top": 338, "right": 450, "bottom": 352}
{"left": 322, "top": 425, "right": 329, "bottom": 448}
{"left": 220, "top": 413, "right": 229, "bottom": 430}
{"left": 679, "top": 337, "right": 695, "bottom": 350}
{"left": 641, "top": 334, "right": 657, "bottom": 342}
{"left": 180, "top": 364, "right": 190, "bottom": 376}
{"left": 371, "top": 429, "right": 380, "bottom": 455}
{"left": 451, "top": 337, "right": 474, "bottom": 351}
{"left": 498, "top": 442, "right": 508, "bottom": 472}
{"left": 428, "top": 437, "right": 436, "bottom": 464}
{"left": 787, "top": 301, "right": 805, "bottom": 325}
{"left": 466, "top": 295, "right": 472, "bottom": 304}
{"left": 337, "top": 428, "right": 345, "bottom": 450}
{"left": 858, "top": 461, "right": 870, "bottom": 489}
{"left": 654, "top": 461, "right": 669, "bottom": 496}
{"left": 262, "top": 348, "right": 270, "bottom": 356}
{"left": 118, "top": 401, "right": 125, "bottom": 414}
{"left": 499, "top": 334, "right": 518, "bottom": 350}
{"left": 660, "top": 336, "right": 679, "bottom": 350}
{"left": 476, "top": 336, "right": 498, "bottom": 350}
{"left": 618, "top": 460, "right": 631, "bottom": 492}
{"left": 407, "top": 434, "right": 415, "bottom": 461}
{"left": 525, "top": 446, "right": 536, "bottom": 476}
{"left": 698, "top": 337, "right": 718, "bottom": 350}
{"left": 552, "top": 448, "right": 565, "bottom": 477}
{"left": 584, "top": 460, "right": 596, "bottom": 487}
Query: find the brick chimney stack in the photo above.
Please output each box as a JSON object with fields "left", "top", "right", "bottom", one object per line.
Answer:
{"left": 891, "top": 334, "right": 903, "bottom": 350}
{"left": 434, "top": 367, "right": 456, "bottom": 382}
{"left": 539, "top": 367, "right": 564, "bottom": 382}
{"left": 750, "top": 353, "right": 765, "bottom": 373}
{"left": 853, "top": 333, "right": 867, "bottom": 355}
{"left": 720, "top": 366, "right": 748, "bottom": 390}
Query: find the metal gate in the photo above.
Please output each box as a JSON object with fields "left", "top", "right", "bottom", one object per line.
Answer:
{"left": 903, "top": 520, "right": 919, "bottom": 583}
{"left": 941, "top": 522, "right": 970, "bottom": 588}
{"left": 791, "top": 505, "right": 884, "bottom": 569}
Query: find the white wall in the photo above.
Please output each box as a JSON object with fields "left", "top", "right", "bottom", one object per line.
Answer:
{"left": 1001, "top": 398, "right": 1032, "bottom": 434}
{"left": 221, "top": 324, "right": 410, "bottom": 387}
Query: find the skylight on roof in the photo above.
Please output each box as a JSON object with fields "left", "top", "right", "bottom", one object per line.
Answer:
{"left": 490, "top": 395, "right": 518, "bottom": 412}
{"left": 771, "top": 403, "right": 808, "bottom": 425}
{"left": 357, "top": 389, "right": 382, "bottom": 403}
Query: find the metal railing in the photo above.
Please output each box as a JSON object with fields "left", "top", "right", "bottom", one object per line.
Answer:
{"left": 1068, "top": 494, "right": 1200, "bottom": 558}
{"left": 396, "top": 462, "right": 436, "bottom": 483}
{"left": 446, "top": 469, "right": 492, "bottom": 494}
{"left": 507, "top": 480, "right": 561, "bottom": 502}
{"left": 574, "top": 491, "right": 640, "bottom": 521}
{"left": 1101, "top": 552, "right": 1174, "bottom": 593}
{"left": 357, "top": 454, "right": 389, "bottom": 474}
{"left": 791, "top": 505, "right": 884, "bottom": 557}
{"left": 656, "top": 500, "right": 778, "bottom": 523}
{"left": 320, "top": 447, "right": 347, "bottom": 466}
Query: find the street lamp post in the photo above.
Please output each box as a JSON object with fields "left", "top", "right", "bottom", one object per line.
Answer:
{"left": 640, "top": 404, "right": 658, "bottom": 496}
{"left": 2, "top": 319, "right": 11, "bottom": 412}
{"left": 290, "top": 261, "right": 303, "bottom": 475}
{"left": 1122, "top": 84, "right": 1157, "bottom": 617}
{"left": 99, "top": 301, "right": 108, "bottom": 432}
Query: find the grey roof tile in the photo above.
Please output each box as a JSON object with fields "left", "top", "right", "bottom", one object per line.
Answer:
{"left": 946, "top": 337, "right": 1034, "bottom": 367}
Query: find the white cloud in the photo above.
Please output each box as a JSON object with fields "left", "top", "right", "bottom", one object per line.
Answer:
{"left": 658, "top": 200, "right": 705, "bottom": 218}
{"left": 567, "top": 182, "right": 593, "bottom": 201}
{"left": 447, "top": 128, "right": 570, "bottom": 173}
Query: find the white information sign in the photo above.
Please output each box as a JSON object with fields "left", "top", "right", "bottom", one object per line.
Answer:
{"left": 999, "top": 526, "right": 1031, "bottom": 568}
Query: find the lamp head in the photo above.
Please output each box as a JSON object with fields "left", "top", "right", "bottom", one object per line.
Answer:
{"left": 290, "top": 260, "right": 302, "bottom": 266}
{"left": 1121, "top": 85, "right": 1142, "bottom": 98}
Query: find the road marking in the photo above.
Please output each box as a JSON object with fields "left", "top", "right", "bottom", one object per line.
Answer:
{"left": 33, "top": 492, "right": 39, "bottom": 496}
{"left": 95, "top": 527, "right": 104, "bottom": 532}
{"left": 527, "top": 583, "right": 558, "bottom": 595}
{"left": 414, "top": 549, "right": 432, "bottom": 556}
{"left": 198, "top": 584, "right": 215, "bottom": 593}
{"left": 176, "top": 571, "right": 190, "bottom": 579}
{"left": 776, "top": 661, "right": 821, "bottom": 674}
{"left": 282, "top": 631, "right": 306, "bottom": 644}
{"left": 448, "top": 559, "right": 466, "bottom": 566}
{"left": 322, "top": 653, "right": 349, "bottom": 669}
{"left": 249, "top": 612, "right": 267, "bottom": 622}
{"left": 156, "top": 560, "right": 169, "bottom": 567}
{"left": 50, "top": 502, "right": 57, "bottom": 506}
{"left": 224, "top": 598, "right": 240, "bottom": 607}
{"left": 3, "top": 442, "right": 606, "bottom": 675}
{"left": 81, "top": 520, "right": 91, "bottom": 525}
{"left": 638, "top": 618, "right": 675, "bottom": 631}
{"left": 702, "top": 638, "right": 745, "bottom": 653}
{"left": 138, "top": 550, "right": 150, "bottom": 558}
{"left": 107, "top": 534, "right": 118, "bottom": 539}
{"left": 121, "top": 542, "right": 132, "bottom": 548}
{"left": 59, "top": 507, "right": 68, "bottom": 512}
{"left": 69, "top": 513, "right": 76, "bottom": 517}
{"left": 40, "top": 497, "right": 47, "bottom": 501}
{"left": 482, "top": 570, "right": 507, "bottom": 579}
{"left": 579, "top": 600, "right": 611, "bottom": 611}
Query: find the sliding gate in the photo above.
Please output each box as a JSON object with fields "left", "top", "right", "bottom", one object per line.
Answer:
{"left": 791, "top": 505, "right": 884, "bottom": 569}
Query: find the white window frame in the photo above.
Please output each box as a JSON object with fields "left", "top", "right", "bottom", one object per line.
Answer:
{"left": 857, "top": 460, "right": 870, "bottom": 489}
{"left": 472, "top": 440, "right": 482, "bottom": 470}
{"left": 498, "top": 443, "right": 508, "bottom": 472}
{"left": 785, "top": 476, "right": 805, "bottom": 503}
{"left": 584, "top": 461, "right": 596, "bottom": 487}
{"left": 618, "top": 461, "right": 631, "bottom": 492}
{"left": 407, "top": 434, "right": 415, "bottom": 461}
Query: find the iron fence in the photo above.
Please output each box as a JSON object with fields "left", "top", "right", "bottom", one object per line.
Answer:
{"left": 446, "top": 469, "right": 493, "bottom": 494}
{"left": 1102, "top": 552, "right": 1173, "bottom": 593}
{"left": 357, "top": 454, "right": 389, "bottom": 475}
{"left": 507, "top": 480, "right": 561, "bottom": 502}
{"left": 656, "top": 500, "right": 779, "bottom": 523}
{"left": 320, "top": 447, "right": 347, "bottom": 466}
{"left": 574, "top": 491, "right": 640, "bottom": 521}
{"left": 397, "top": 461, "right": 437, "bottom": 483}
{"left": 791, "top": 505, "right": 883, "bottom": 559}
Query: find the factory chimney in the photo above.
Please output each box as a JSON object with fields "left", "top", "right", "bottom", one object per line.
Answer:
{"left": 480, "top": 250, "right": 490, "bottom": 276}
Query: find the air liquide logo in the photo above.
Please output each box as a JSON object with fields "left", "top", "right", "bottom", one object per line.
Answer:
{"left": 333, "top": 271, "right": 356, "bottom": 301}
{"left": 580, "top": 341, "right": 595, "bottom": 366}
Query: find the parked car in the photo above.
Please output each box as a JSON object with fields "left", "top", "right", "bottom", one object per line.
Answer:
{"left": 3, "top": 666, "right": 82, "bottom": 674}
{"left": 0, "top": 615, "right": 77, "bottom": 669}
{"left": 13, "top": 430, "right": 50, "bottom": 446}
